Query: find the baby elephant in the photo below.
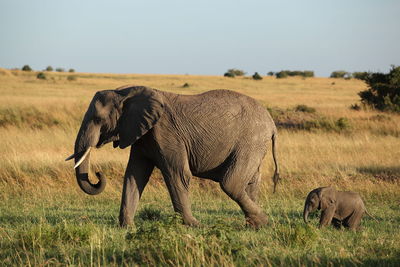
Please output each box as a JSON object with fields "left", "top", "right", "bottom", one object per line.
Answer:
{"left": 303, "top": 186, "right": 374, "bottom": 230}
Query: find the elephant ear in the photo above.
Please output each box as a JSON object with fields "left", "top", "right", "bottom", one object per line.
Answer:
{"left": 319, "top": 186, "right": 336, "bottom": 210}
{"left": 117, "top": 87, "right": 164, "bottom": 149}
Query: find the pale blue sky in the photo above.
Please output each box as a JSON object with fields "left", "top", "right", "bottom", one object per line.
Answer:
{"left": 1, "top": 0, "right": 399, "bottom": 76}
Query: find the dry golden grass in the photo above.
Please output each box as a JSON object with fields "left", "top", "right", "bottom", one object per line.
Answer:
{"left": 1, "top": 69, "right": 399, "bottom": 266}
{"left": 0, "top": 68, "right": 399, "bottom": 198}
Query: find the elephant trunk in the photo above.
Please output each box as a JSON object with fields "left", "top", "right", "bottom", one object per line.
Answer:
{"left": 303, "top": 204, "right": 310, "bottom": 223}
{"left": 73, "top": 124, "right": 106, "bottom": 195}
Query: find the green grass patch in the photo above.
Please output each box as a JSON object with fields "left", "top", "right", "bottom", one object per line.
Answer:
{"left": 0, "top": 190, "right": 398, "bottom": 266}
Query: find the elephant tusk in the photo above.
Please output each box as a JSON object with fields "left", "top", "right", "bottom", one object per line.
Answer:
{"left": 65, "top": 153, "right": 75, "bottom": 161}
{"left": 74, "top": 147, "right": 92, "bottom": 169}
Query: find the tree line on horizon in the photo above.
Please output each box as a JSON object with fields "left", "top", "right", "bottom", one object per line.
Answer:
{"left": 224, "top": 68, "right": 373, "bottom": 80}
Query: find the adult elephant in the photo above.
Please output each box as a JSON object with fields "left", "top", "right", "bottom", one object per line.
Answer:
{"left": 66, "top": 85, "right": 280, "bottom": 228}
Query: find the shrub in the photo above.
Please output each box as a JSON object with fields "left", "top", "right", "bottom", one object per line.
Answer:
{"left": 295, "top": 104, "right": 316, "bottom": 113}
{"left": 252, "top": 72, "right": 263, "bottom": 80}
{"left": 267, "top": 106, "right": 351, "bottom": 132}
{"left": 350, "top": 103, "right": 361, "bottom": 111}
{"left": 336, "top": 117, "right": 351, "bottom": 130}
{"left": 45, "top": 66, "right": 53, "bottom": 71}
{"left": 36, "top": 72, "right": 46, "bottom": 80}
{"left": 67, "top": 75, "right": 77, "bottom": 81}
{"left": 358, "top": 66, "right": 400, "bottom": 112}
{"left": 182, "top": 83, "right": 190, "bottom": 88}
{"left": 330, "top": 70, "right": 350, "bottom": 78}
{"left": 56, "top": 68, "right": 65, "bottom": 72}
{"left": 267, "top": 71, "right": 275, "bottom": 76}
{"left": 69, "top": 68, "right": 75, "bottom": 73}
{"left": 22, "top": 65, "right": 32, "bottom": 71}
{"left": 224, "top": 72, "right": 235, "bottom": 78}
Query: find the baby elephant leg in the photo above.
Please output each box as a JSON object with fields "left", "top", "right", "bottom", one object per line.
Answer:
{"left": 344, "top": 211, "right": 363, "bottom": 230}
{"left": 331, "top": 218, "right": 342, "bottom": 229}
{"left": 319, "top": 205, "right": 335, "bottom": 228}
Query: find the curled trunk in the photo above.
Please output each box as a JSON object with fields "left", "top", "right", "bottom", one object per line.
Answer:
{"left": 75, "top": 150, "right": 106, "bottom": 195}
{"left": 303, "top": 204, "right": 310, "bottom": 223}
{"left": 73, "top": 123, "right": 106, "bottom": 195}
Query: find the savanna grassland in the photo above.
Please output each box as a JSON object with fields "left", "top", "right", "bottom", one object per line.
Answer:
{"left": 0, "top": 68, "right": 399, "bottom": 266}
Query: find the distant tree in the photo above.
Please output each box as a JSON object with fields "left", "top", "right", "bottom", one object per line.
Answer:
{"left": 224, "top": 72, "right": 235, "bottom": 78}
{"left": 224, "top": 68, "right": 245, "bottom": 78}
{"left": 252, "top": 72, "right": 263, "bottom": 80}
{"left": 46, "top": 66, "right": 53, "bottom": 71}
{"left": 275, "top": 70, "right": 314, "bottom": 78}
{"left": 344, "top": 73, "right": 352, "bottom": 80}
{"left": 353, "top": 72, "right": 368, "bottom": 80}
{"left": 303, "top": 71, "right": 314, "bottom": 78}
{"left": 229, "top": 68, "right": 245, "bottom": 76}
{"left": 358, "top": 66, "right": 400, "bottom": 112}
{"left": 56, "top": 68, "right": 65, "bottom": 72}
{"left": 330, "top": 70, "right": 349, "bottom": 78}
{"left": 267, "top": 71, "right": 275, "bottom": 76}
{"left": 22, "top": 65, "right": 32, "bottom": 71}
{"left": 69, "top": 68, "right": 75, "bottom": 73}
{"left": 276, "top": 71, "right": 288, "bottom": 79}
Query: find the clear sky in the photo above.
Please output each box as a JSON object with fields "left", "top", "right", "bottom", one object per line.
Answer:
{"left": 1, "top": 0, "right": 399, "bottom": 77}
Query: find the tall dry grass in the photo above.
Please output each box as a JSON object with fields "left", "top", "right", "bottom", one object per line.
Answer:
{"left": 1, "top": 69, "right": 399, "bottom": 198}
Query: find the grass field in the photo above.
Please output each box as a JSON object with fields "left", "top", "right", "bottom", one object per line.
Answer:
{"left": 0, "top": 69, "right": 399, "bottom": 266}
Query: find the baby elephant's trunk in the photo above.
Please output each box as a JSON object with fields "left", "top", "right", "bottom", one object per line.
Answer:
{"left": 303, "top": 204, "right": 310, "bottom": 223}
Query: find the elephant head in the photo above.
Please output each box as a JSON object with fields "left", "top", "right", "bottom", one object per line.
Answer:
{"left": 303, "top": 186, "right": 336, "bottom": 223}
{"left": 65, "top": 86, "right": 164, "bottom": 195}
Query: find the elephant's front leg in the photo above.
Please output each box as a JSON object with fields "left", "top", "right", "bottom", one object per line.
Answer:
{"left": 162, "top": 168, "right": 199, "bottom": 226}
{"left": 119, "top": 149, "right": 154, "bottom": 227}
{"left": 319, "top": 205, "right": 335, "bottom": 228}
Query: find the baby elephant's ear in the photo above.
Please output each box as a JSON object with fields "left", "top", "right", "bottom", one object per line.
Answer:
{"left": 319, "top": 187, "right": 336, "bottom": 210}
{"left": 118, "top": 87, "right": 164, "bottom": 148}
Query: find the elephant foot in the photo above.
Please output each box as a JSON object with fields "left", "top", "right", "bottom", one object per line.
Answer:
{"left": 245, "top": 213, "right": 268, "bottom": 229}
{"left": 119, "top": 216, "right": 134, "bottom": 228}
{"left": 183, "top": 216, "right": 200, "bottom": 227}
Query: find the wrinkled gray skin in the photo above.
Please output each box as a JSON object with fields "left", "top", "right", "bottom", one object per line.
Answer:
{"left": 303, "top": 186, "right": 371, "bottom": 230}
{"left": 67, "top": 85, "right": 280, "bottom": 229}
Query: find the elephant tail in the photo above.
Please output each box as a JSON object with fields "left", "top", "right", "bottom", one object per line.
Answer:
{"left": 271, "top": 132, "right": 280, "bottom": 193}
{"left": 365, "top": 209, "right": 378, "bottom": 222}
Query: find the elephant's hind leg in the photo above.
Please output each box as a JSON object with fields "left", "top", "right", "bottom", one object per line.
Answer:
{"left": 220, "top": 162, "right": 267, "bottom": 229}
{"left": 119, "top": 149, "right": 154, "bottom": 227}
{"left": 344, "top": 211, "right": 363, "bottom": 230}
{"left": 245, "top": 169, "right": 261, "bottom": 203}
